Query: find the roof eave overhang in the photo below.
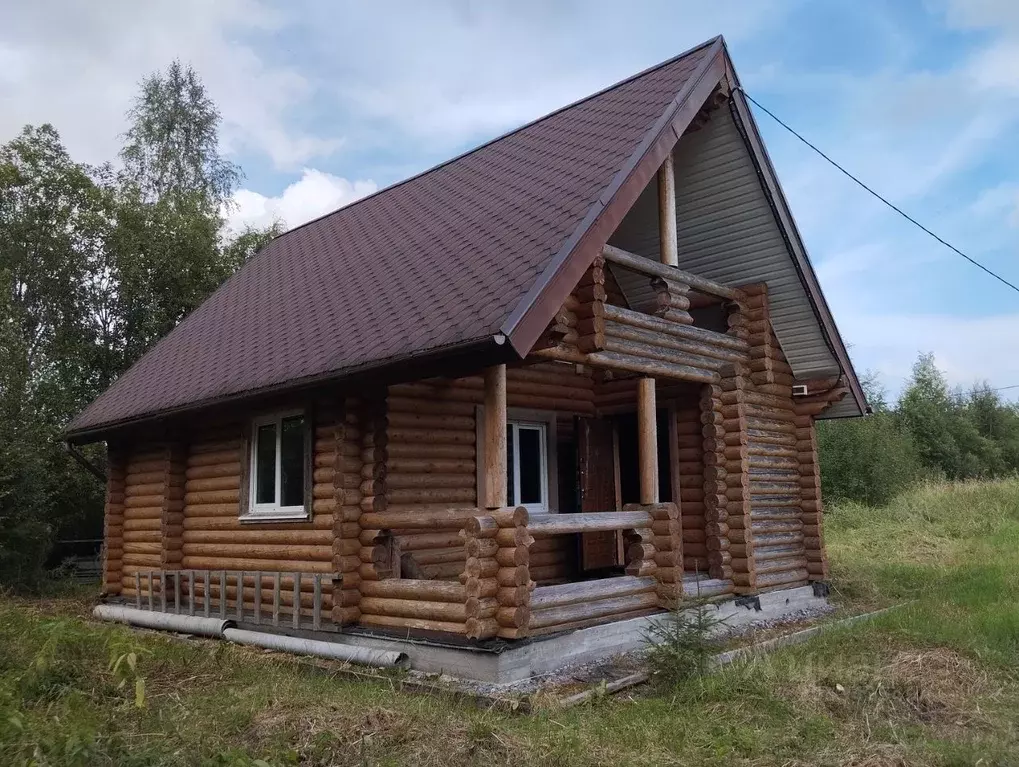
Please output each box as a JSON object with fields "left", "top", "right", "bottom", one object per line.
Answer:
{"left": 65, "top": 334, "right": 514, "bottom": 445}
{"left": 721, "top": 51, "right": 866, "bottom": 418}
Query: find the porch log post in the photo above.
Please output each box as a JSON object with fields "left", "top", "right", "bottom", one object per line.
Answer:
{"left": 637, "top": 377, "right": 659, "bottom": 504}
{"left": 483, "top": 364, "right": 508, "bottom": 509}
{"left": 658, "top": 152, "right": 678, "bottom": 267}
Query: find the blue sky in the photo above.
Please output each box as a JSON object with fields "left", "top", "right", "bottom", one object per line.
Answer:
{"left": 3, "top": 0, "right": 1019, "bottom": 401}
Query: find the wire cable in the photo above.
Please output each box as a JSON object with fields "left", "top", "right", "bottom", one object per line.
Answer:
{"left": 736, "top": 87, "right": 1019, "bottom": 296}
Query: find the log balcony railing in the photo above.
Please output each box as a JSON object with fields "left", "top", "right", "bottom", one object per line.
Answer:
{"left": 535, "top": 244, "right": 748, "bottom": 385}
{"left": 459, "top": 505, "right": 682, "bottom": 639}
{"left": 354, "top": 504, "right": 688, "bottom": 640}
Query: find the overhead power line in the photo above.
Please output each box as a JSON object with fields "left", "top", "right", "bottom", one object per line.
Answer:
{"left": 738, "top": 88, "right": 1019, "bottom": 296}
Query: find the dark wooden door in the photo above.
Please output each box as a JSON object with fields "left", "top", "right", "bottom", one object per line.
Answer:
{"left": 577, "top": 416, "right": 619, "bottom": 570}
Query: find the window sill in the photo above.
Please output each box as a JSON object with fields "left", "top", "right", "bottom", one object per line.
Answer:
{"left": 239, "top": 510, "right": 311, "bottom": 524}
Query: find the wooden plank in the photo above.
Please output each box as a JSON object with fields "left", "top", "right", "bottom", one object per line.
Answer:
{"left": 586, "top": 350, "right": 718, "bottom": 384}
{"left": 273, "top": 572, "right": 281, "bottom": 626}
{"left": 254, "top": 570, "right": 262, "bottom": 625}
{"left": 530, "top": 576, "right": 657, "bottom": 609}
{"left": 528, "top": 511, "right": 651, "bottom": 536}
{"left": 602, "top": 245, "right": 735, "bottom": 300}
{"left": 602, "top": 304, "right": 746, "bottom": 351}
{"left": 313, "top": 575, "right": 322, "bottom": 631}
{"left": 235, "top": 572, "right": 243, "bottom": 622}
{"left": 219, "top": 570, "right": 227, "bottom": 620}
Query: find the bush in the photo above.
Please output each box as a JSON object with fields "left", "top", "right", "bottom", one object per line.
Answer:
{"left": 817, "top": 411, "right": 928, "bottom": 507}
{"left": 643, "top": 599, "right": 726, "bottom": 686}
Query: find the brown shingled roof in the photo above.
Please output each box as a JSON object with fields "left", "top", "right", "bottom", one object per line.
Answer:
{"left": 69, "top": 38, "right": 731, "bottom": 439}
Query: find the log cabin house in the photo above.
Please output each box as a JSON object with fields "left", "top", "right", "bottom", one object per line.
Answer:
{"left": 69, "top": 37, "right": 866, "bottom": 676}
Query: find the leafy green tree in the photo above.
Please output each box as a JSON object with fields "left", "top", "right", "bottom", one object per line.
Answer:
{"left": 112, "top": 60, "right": 266, "bottom": 367}
{"left": 0, "top": 126, "right": 112, "bottom": 581}
{"left": 817, "top": 373, "right": 926, "bottom": 506}
{"left": 120, "top": 61, "right": 240, "bottom": 207}
{"left": 898, "top": 354, "right": 967, "bottom": 478}
{"left": 0, "top": 63, "right": 279, "bottom": 585}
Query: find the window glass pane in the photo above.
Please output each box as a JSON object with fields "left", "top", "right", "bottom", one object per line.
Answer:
{"left": 280, "top": 416, "right": 305, "bottom": 508}
{"left": 255, "top": 423, "right": 277, "bottom": 504}
{"left": 506, "top": 424, "right": 515, "bottom": 505}
{"left": 518, "top": 426, "right": 543, "bottom": 505}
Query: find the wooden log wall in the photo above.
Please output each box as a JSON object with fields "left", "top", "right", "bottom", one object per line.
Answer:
{"left": 491, "top": 507, "right": 532, "bottom": 639}
{"left": 386, "top": 380, "right": 476, "bottom": 581}
{"left": 120, "top": 445, "right": 169, "bottom": 593}
{"left": 576, "top": 255, "right": 607, "bottom": 353}
{"left": 523, "top": 509, "right": 661, "bottom": 634}
{"left": 177, "top": 406, "right": 340, "bottom": 619}
{"left": 528, "top": 576, "right": 659, "bottom": 636}
{"left": 793, "top": 412, "right": 827, "bottom": 580}
{"left": 353, "top": 396, "right": 390, "bottom": 621}
{"left": 675, "top": 404, "right": 709, "bottom": 573}
{"left": 650, "top": 275, "right": 693, "bottom": 325}
{"left": 332, "top": 399, "right": 365, "bottom": 624}
{"left": 462, "top": 515, "right": 502, "bottom": 638}
{"left": 623, "top": 501, "right": 681, "bottom": 606}
{"left": 740, "top": 284, "right": 808, "bottom": 591}
{"left": 384, "top": 362, "right": 591, "bottom": 584}
{"left": 160, "top": 443, "right": 186, "bottom": 571}
{"left": 701, "top": 383, "right": 737, "bottom": 586}
{"left": 102, "top": 449, "right": 127, "bottom": 595}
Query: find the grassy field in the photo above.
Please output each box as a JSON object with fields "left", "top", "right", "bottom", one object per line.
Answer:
{"left": 4, "top": 480, "right": 1019, "bottom": 766}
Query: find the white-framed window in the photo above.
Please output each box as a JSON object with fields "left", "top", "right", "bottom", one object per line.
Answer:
{"left": 242, "top": 410, "right": 309, "bottom": 521}
{"left": 507, "top": 421, "right": 549, "bottom": 512}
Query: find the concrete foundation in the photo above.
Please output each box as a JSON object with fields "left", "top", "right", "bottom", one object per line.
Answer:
{"left": 320, "top": 584, "right": 830, "bottom": 683}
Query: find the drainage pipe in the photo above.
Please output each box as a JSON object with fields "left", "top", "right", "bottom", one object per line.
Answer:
{"left": 223, "top": 628, "right": 409, "bottom": 669}
{"left": 94, "top": 604, "right": 232, "bottom": 638}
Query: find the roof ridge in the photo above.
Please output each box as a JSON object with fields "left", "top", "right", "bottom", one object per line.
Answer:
{"left": 268, "top": 36, "right": 723, "bottom": 243}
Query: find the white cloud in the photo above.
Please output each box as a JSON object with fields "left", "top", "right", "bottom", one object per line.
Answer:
{"left": 290, "top": 0, "right": 785, "bottom": 147}
{"left": 226, "top": 168, "right": 377, "bottom": 235}
{"left": 838, "top": 311, "right": 1019, "bottom": 396}
{"left": 0, "top": 0, "right": 336, "bottom": 169}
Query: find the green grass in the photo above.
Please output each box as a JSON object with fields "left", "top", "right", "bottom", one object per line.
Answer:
{"left": 4, "top": 479, "right": 1019, "bottom": 765}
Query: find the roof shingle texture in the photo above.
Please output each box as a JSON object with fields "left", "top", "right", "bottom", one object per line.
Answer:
{"left": 69, "top": 42, "right": 712, "bottom": 435}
